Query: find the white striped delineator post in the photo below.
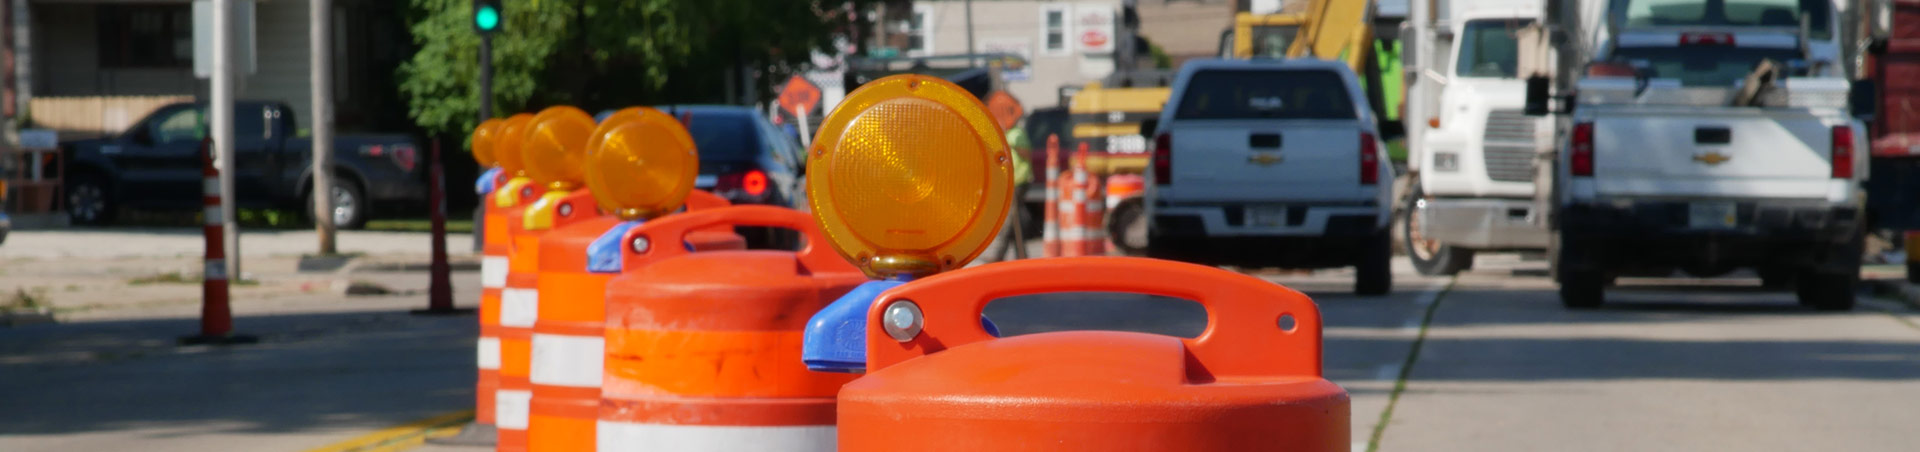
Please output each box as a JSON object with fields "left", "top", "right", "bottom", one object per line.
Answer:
{"left": 181, "top": 138, "right": 254, "bottom": 345}
{"left": 1043, "top": 134, "right": 1061, "bottom": 257}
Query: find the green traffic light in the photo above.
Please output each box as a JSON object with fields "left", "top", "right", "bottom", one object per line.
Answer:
{"left": 474, "top": 6, "right": 500, "bottom": 31}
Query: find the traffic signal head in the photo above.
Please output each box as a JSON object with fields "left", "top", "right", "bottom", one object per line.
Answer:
{"left": 472, "top": 0, "right": 503, "bottom": 34}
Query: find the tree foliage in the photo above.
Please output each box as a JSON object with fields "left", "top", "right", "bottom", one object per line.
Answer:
{"left": 399, "top": 0, "right": 883, "bottom": 137}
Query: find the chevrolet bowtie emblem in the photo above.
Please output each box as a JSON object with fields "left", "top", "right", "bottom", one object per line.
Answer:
{"left": 1693, "top": 152, "right": 1731, "bottom": 165}
{"left": 1248, "top": 153, "right": 1283, "bottom": 166}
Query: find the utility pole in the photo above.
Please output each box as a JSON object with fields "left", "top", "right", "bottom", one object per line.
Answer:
{"left": 310, "top": 0, "right": 335, "bottom": 255}
{"left": 965, "top": 0, "right": 976, "bottom": 68}
{"left": 213, "top": 0, "right": 239, "bottom": 284}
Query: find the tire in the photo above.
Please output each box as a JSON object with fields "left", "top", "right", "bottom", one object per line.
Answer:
{"left": 1106, "top": 197, "right": 1148, "bottom": 256}
{"left": 65, "top": 173, "right": 116, "bottom": 226}
{"left": 309, "top": 179, "right": 367, "bottom": 230}
{"left": 1355, "top": 231, "right": 1393, "bottom": 296}
{"left": 1553, "top": 232, "right": 1604, "bottom": 309}
{"left": 1796, "top": 272, "right": 1856, "bottom": 311}
{"left": 1401, "top": 189, "right": 1473, "bottom": 276}
{"left": 1558, "top": 270, "right": 1606, "bottom": 309}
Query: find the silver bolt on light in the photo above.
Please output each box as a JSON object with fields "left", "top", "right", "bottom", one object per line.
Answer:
{"left": 630, "top": 236, "right": 651, "bottom": 254}
{"left": 882, "top": 300, "right": 924, "bottom": 342}
{"left": 558, "top": 202, "right": 573, "bottom": 217}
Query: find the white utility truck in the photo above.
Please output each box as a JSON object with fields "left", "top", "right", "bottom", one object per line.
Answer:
{"left": 1399, "top": 0, "right": 1554, "bottom": 276}
{"left": 1524, "top": 0, "right": 1872, "bottom": 310}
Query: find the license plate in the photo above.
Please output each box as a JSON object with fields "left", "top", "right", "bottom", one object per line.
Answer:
{"left": 1248, "top": 206, "right": 1288, "bottom": 227}
{"left": 1688, "top": 202, "right": 1737, "bottom": 229}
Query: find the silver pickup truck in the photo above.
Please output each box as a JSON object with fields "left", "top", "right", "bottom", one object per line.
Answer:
{"left": 1530, "top": 1, "right": 1869, "bottom": 310}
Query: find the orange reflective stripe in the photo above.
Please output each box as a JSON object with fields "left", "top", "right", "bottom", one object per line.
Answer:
{"left": 510, "top": 236, "right": 543, "bottom": 272}
{"left": 531, "top": 321, "right": 601, "bottom": 337}
{"left": 480, "top": 288, "right": 501, "bottom": 326}
{"left": 600, "top": 395, "right": 837, "bottom": 426}
{"left": 529, "top": 385, "right": 600, "bottom": 418}
{"left": 603, "top": 329, "right": 854, "bottom": 398}
{"left": 534, "top": 272, "right": 611, "bottom": 324}
{"left": 501, "top": 337, "right": 532, "bottom": 377}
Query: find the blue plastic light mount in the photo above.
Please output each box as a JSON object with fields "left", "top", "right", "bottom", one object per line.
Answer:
{"left": 802, "top": 279, "right": 905, "bottom": 373}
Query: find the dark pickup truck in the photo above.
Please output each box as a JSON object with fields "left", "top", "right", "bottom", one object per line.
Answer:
{"left": 62, "top": 101, "right": 424, "bottom": 228}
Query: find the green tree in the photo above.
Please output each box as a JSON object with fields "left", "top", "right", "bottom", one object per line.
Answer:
{"left": 399, "top": 0, "right": 882, "bottom": 138}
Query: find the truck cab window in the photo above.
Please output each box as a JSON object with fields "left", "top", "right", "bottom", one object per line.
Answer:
{"left": 1617, "top": 0, "right": 1830, "bottom": 40}
{"left": 1612, "top": 46, "right": 1801, "bottom": 86}
{"left": 1456, "top": 19, "right": 1533, "bottom": 78}
{"left": 1250, "top": 26, "right": 1299, "bottom": 59}
{"left": 152, "top": 108, "right": 204, "bottom": 145}
{"left": 1174, "top": 70, "right": 1356, "bottom": 120}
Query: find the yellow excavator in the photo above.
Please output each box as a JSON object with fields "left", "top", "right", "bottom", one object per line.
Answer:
{"left": 1226, "top": 0, "right": 1390, "bottom": 125}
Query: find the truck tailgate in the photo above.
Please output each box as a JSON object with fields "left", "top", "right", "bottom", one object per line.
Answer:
{"left": 1591, "top": 108, "right": 1836, "bottom": 199}
{"left": 1166, "top": 119, "right": 1367, "bottom": 203}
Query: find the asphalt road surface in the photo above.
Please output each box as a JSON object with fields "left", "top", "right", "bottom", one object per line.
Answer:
{"left": 6, "top": 251, "right": 1919, "bottom": 451}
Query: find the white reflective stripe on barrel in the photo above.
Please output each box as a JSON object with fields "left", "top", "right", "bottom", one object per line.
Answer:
{"left": 596, "top": 422, "right": 834, "bottom": 452}
{"left": 500, "top": 288, "right": 539, "bottom": 327}
{"left": 496, "top": 389, "right": 533, "bottom": 429}
{"left": 477, "top": 337, "right": 502, "bottom": 370}
{"left": 481, "top": 256, "right": 509, "bottom": 288}
{"left": 530, "top": 333, "right": 602, "bottom": 387}
{"left": 204, "top": 177, "right": 219, "bottom": 195}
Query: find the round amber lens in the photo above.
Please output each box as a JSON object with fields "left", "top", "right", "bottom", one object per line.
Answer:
{"left": 585, "top": 115, "right": 698, "bottom": 218}
{"left": 586, "top": 107, "right": 655, "bottom": 158}
{"left": 521, "top": 106, "right": 595, "bottom": 187}
{"left": 807, "top": 75, "right": 1012, "bottom": 277}
{"left": 493, "top": 113, "right": 536, "bottom": 177}
{"left": 471, "top": 118, "right": 503, "bottom": 167}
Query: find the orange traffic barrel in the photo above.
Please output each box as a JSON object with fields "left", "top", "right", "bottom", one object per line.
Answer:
{"left": 497, "top": 184, "right": 574, "bottom": 451}
{"left": 599, "top": 205, "right": 867, "bottom": 451}
{"left": 834, "top": 257, "right": 1349, "bottom": 451}
{"left": 477, "top": 174, "right": 530, "bottom": 429}
{"left": 525, "top": 190, "right": 741, "bottom": 452}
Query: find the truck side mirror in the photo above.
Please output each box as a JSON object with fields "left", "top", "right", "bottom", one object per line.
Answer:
{"left": 1139, "top": 118, "right": 1159, "bottom": 137}
{"left": 1524, "top": 76, "right": 1551, "bottom": 116}
{"left": 1851, "top": 79, "right": 1878, "bottom": 121}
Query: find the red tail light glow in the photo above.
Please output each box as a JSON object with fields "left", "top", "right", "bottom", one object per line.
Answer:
{"left": 1152, "top": 133, "right": 1172, "bottom": 183}
{"left": 1360, "top": 133, "right": 1379, "bottom": 185}
{"left": 718, "top": 169, "right": 770, "bottom": 198}
{"left": 1571, "top": 122, "right": 1595, "bottom": 176}
{"left": 1680, "top": 33, "right": 1734, "bottom": 46}
{"left": 1832, "top": 126, "right": 1854, "bottom": 179}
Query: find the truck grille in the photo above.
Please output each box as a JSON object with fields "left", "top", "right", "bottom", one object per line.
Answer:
{"left": 1482, "top": 110, "right": 1536, "bottom": 183}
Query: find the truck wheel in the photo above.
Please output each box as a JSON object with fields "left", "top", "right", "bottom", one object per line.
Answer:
{"left": 1106, "top": 197, "right": 1148, "bottom": 256}
{"left": 1355, "top": 231, "right": 1393, "bottom": 296}
{"left": 1400, "top": 193, "right": 1473, "bottom": 276}
{"left": 1795, "top": 272, "right": 1856, "bottom": 311}
{"left": 1558, "top": 271, "right": 1606, "bottom": 309}
{"left": 309, "top": 180, "right": 367, "bottom": 230}
{"left": 65, "top": 174, "right": 117, "bottom": 226}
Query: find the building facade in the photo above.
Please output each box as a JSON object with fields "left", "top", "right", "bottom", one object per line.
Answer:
{"left": 15, "top": 0, "right": 410, "bottom": 139}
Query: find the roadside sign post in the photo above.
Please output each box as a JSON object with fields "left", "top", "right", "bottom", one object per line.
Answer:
{"left": 414, "top": 138, "right": 467, "bottom": 315}
{"left": 778, "top": 75, "right": 821, "bottom": 147}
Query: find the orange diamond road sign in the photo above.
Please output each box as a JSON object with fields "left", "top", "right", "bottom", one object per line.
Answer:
{"left": 987, "top": 91, "right": 1024, "bottom": 130}
{"left": 779, "top": 75, "right": 822, "bottom": 117}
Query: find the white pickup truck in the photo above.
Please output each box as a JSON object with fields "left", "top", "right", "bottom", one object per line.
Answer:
{"left": 1142, "top": 59, "right": 1395, "bottom": 295}
{"left": 1529, "top": 0, "right": 1870, "bottom": 310}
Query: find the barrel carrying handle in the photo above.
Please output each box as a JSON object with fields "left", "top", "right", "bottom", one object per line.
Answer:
{"left": 865, "top": 257, "right": 1323, "bottom": 379}
{"left": 619, "top": 205, "right": 852, "bottom": 274}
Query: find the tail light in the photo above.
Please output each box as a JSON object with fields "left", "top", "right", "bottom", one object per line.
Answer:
{"left": 1586, "top": 62, "right": 1638, "bottom": 77}
{"left": 1359, "top": 133, "right": 1379, "bottom": 185}
{"left": 1679, "top": 32, "right": 1734, "bottom": 46}
{"left": 390, "top": 144, "right": 418, "bottom": 172}
{"left": 718, "top": 169, "right": 770, "bottom": 197}
{"left": 1571, "top": 122, "right": 1595, "bottom": 176}
{"left": 1152, "top": 133, "right": 1172, "bottom": 183}
{"left": 1832, "top": 126, "right": 1854, "bottom": 179}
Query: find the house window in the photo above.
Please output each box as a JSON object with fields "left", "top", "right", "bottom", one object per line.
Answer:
{"left": 908, "top": 5, "right": 934, "bottom": 56}
{"left": 98, "top": 5, "right": 193, "bottom": 68}
{"left": 1041, "top": 5, "right": 1071, "bottom": 56}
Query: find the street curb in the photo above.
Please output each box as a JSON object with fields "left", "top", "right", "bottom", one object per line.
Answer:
{"left": 302, "top": 410, "right": 474, "bottom": 452}
{"left": 1864, "top": 279, "right": 1920, "bottom": 311}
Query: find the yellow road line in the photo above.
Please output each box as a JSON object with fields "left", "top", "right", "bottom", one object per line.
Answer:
{"left": 303, "top": 410, "right": 474, "bottom": 452}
